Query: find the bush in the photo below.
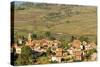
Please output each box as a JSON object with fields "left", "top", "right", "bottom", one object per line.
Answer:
{"left": 70, "top": 36, "right": 77, "bottom": 42}
{"left": 45, "top": 31, "right": 51, "bottom": 37}
{"left": 32, "top": 32, "right": 37, "bottom": 39}
{"left": 51, "top": 60, "right": 58, "bottom": 63}
{"left": 49, "top": 36, "right": 56, "bottom": 40}
{"left": 66, "top": 20, "right": 70, "bottom": 23}
{"left": 15, "top": 46, "right": 33, "bottom": 65}
{"left": 79, "top": 36, "right": 89, "bottom": 42}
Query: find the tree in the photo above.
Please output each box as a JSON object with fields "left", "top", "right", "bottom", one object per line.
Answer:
{"left": 16, "top": 46, "right": 33, "bottom": 65}
{"left": 59, "top": 41, "right": 70, "bottom": 50}
{"left": 51, "top": 60, "right": 58, "bottom": 63}
{"left": 32, "top": 32, "right": 37, "bottom": 39}
{"left": 22, "top": 36, "right": 27, "bottom": 45}
{"left": 49, "top": 36, "right": 56, "bottom": 40}
{"left": 45, "top": 31, "right": 51, "bottom": 37}
{"left": 47, "top": 47, "right": 52, "bottom": 55}
{"left": 79, "top": 36, "right": 89, "bottom": 42}
{"left": 70, "top": 36, "right": 77, "bottom": 42}
{"left": 37, "top": 33, "right": 45, "bottom": 39}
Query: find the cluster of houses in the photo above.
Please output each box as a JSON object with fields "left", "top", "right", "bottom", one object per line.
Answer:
{"left": 11, "top": 33, "right": 97, "bottom": 63}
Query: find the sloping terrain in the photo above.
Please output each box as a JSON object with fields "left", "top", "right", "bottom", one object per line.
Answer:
{"left": 13, "top": 2, "right": 97, "bottom": 36}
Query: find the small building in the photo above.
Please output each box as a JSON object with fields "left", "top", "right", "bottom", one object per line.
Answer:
{"left": 14, "top": 44, "right": 22, "bottom": 54}
{"left": 18, "top": 38, "right": 23, "bottom": 45}
{"left": 91, "top": 53, "right": 97, "bottom": 61}
{"left": 56, "top": 48, "right": 63, "bottom": 57}
{"left": 51, "top": 56, "right": 58, "bottom": 62}
{"left": 67, "top": 47, "right": 74, "bottom": 55}
{"left": 72, "top": 40, "right": 81, "bottom": 49}
{"left": 55, "top": 48, "right": 63, "bottom": 63}
{"left": 82, "top": 41, "right": 87, "bottom": 45}
{"left": 15, "top": 47, "right": 21, "bottom": 54}
{"left": 90, "top": 41, "right": 97, "bottom": 49}
{"left": 74, "top": 50, "right": 82, "bottom": 61}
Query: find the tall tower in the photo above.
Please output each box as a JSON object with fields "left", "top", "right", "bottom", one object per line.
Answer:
{"left": 28, "top": 33, "right": 32, "bottom": 42}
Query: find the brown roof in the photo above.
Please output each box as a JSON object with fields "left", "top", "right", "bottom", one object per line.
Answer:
{"left": 56, "top": 48, "right": 63, "bottom": 51}
{"left": 40, "top": 39, "right": 48, "bottom": 44}
{"left": 56, "top": 48, "right": 63, "bottom": 57}
{"left": 72, "top": 40, "right": 81, "bottom": 49}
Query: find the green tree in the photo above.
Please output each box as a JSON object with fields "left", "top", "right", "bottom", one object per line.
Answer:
{"left": 59, "top": 41, "right": 70, "bottom": 50}
{"left": 49, "top": 36, "right": 56, "bottom": 40}
{"left": 70, "top": 36, "right": 77, "bottom": 42}
{"left": 45, "top": 31, "right": 51, "bottom": 37}
{"left": 16, "top": 46, "right": 33, "bottom": 65}
{"left": 47, "top": 47, "right": 52, "bottom": 55}
{"left": 32, "top": 32, "right": 37, "bottom": 39}
{"left": 79, "top": 36, "right": 89, "bottom": 42}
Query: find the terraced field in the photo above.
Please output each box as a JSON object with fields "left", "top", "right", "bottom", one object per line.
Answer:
{"left": 12, "top": 2, "right": 97, "bottom": 41}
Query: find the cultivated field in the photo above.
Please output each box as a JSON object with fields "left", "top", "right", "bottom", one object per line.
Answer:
{"left": 13, "top": 2, "right": 97, "bottom": 41}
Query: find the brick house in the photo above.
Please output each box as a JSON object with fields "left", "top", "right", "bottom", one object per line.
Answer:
{"left": 72, "top": 39, "right": 82, "bottom": 61}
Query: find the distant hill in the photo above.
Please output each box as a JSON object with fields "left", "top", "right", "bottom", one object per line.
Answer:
{"left": 12, "top": 1, "right": 97, "bottom": 36}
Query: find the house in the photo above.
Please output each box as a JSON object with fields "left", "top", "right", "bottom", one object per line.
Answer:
{"left": 67, "top": 46, "right": 82, "bottom": 61}
{"left": 34, "top": 46, "right": 41, "bottom": 52}
{"left": 72, "top": 39, "right": 81, "bottom": 49}
{"left": 40, "top": 39, "right": 48, "bottom": 46}
{"left": 48, "top": 41, "right": 53, "bottom": 47}
{"left": 71, "top": 39, "right": 82, "bottom": 61}
{"left": 83, "top": 41, "right": 96, "bottom": 51}
{"left": 51, "top": 56, "right": 58, "bottom": 62}
{"left": 14, "top": 44, "right": 22, "bottom": 54}
{"left": 51, "top": 56, "right": 62, "bottom": 63}
{"left": 63, "top": 51, "right": 68, "bottom": 57}
{"left": 18, "top": 38, "right": 23, "bottom": 45}
{"left": 67, "top": 47, "right": 74, "bottom": 55}
{"left": 82, "top": 41, "right": 87, "bottom": 45}
{"left": 52, "top": 40, "right": 60, "bottom": 48}
{"left": 51, "top": 48, "right": 63, "bottom": 63}
{"left": 56, "top": 48, "right": 63, "bottom": 57}
{"left": 84, "top": 45, "right": 91, "bottom": 50}
{"left": 74, "top": 50, "right": 82, "bottom": 61}
{"left": 15, "top": 47, "right": 21, "bottom": 54}
{"left": 90, "top": 41, "right": 97, "bottom": 49}
{"left": 55, "top": 48, "right": 63, "bottom": 62}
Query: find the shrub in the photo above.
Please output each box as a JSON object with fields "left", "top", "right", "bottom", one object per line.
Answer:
{"left": 15, "top": 46, "right": 33, "bottom": 65}
{"left": 79, "top": 36, "right": 89, "bottom": 42}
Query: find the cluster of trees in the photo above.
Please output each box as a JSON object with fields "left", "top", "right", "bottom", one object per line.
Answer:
{"left": 31, "top": 31, "right": 56, "bottom": 40}
{"left": 59, "top": 40, "right": 71, "bottom": 50}
{"left": 84, "top": 48, "right": 97, "bottom": 60}
{"left": 70, "top": 35, "right": 90, "bottom": 42}
{"left": 13, "top": 31, "right": 57, "bottom": 47}
{"left": 15, "top": 46, "right": 53, "bottom": 65}
{"left": 15, "top": 46, "right": 33, "bottom": 65}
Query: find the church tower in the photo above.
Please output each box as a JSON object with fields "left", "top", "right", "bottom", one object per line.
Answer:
{"left": 28, "top": 33, "right": 32, "bottom": 42}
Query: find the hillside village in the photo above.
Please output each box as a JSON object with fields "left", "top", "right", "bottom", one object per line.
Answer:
{"left": 11, "top": 1, "right": 97, "bottom": 65}
{"left": 11, "top": 33, "right": 97, "bottom": 65}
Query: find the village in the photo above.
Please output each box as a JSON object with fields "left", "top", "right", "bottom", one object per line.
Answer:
{"left": 11, "top": 33, "right": 97, "bottom": 64}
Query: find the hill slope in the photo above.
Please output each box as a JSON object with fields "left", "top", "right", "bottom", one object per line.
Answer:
{"left": 13, "top": 2, "right": 97, "bottom": 36}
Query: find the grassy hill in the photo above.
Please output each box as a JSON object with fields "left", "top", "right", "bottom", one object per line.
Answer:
{"left": 12, "top": 2, "right": 97, "bottom": 41}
